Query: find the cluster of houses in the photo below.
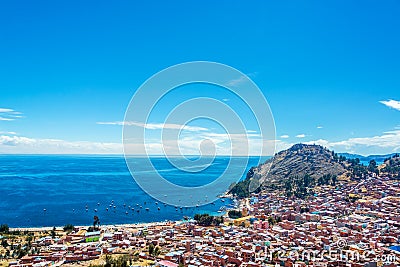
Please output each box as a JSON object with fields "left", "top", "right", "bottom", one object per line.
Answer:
{"left": 7, "top": 176, "right": 400, "bottom": 267}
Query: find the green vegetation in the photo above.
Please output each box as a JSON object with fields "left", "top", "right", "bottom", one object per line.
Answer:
{"left": 0, "top": 224, "right": 9, "bottom": 233}
{"left": 63, "top": 224, "right": 74, "bottom": 232}
{"left": 267, "top": 216, "right": 281, "bottom": 226}
{"left": 194, "top": 214, "right": 223, "bottom": 226}
{"left": 228, "top": 210, "right": 243, "bottom": 219}
{"left": 229, "top": 167, "right": 261, "bottom": 198}
{"left": 381, "top": 154, "right": 400, "bottom": 179}
{"left": 229, "top": 178, "right": 252, "bottom": 198}
{"left": 0, "top": 226, "right": 36, "bottom": 260}
{"left": 90, "top": 255, "right": 130, "bottom": 267}
{"left": 300, "top": 207, "right": 310, "bottom": 213}
{"left": 51, "top": 226, "right": 56, "bottom": 238}
{"left": 1, "top": 239, "right": 9, "bottom": 248}
{"left": 283, "top": 174, "right": 316, "bottom": 199}
{"left": 148, "top": 243, "right": 161, "bottom": 257}
{"left": 368, "top": 160, "right": 379, "bottom": 174}
{"left": 346, "top": 158, "right": 368, "bottom": 179}
{"left": 317, "top": 174, "right": 337, "bottom": 186}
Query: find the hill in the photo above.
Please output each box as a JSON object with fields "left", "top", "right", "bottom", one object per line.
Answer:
{"left": 253, "top": 144, "right": 346, "bottom": 184}
{"left": 229, "top": 144, "right": 364, "bottom": 198}
{"left": 380, "top": 154, "right": 400, "bottom": 179}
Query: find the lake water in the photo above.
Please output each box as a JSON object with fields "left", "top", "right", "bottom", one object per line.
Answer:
{"left": 0, "top": 155, "right": 266, "bottom": 227}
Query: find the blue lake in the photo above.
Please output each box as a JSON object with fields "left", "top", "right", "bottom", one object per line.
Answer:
{"left": 0, "top": 155, "right": 266, "bottom": 227}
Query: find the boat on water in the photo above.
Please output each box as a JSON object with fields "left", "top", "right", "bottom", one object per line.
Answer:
{"left": 218, "top": 206, "right": 226, "bottom": 213}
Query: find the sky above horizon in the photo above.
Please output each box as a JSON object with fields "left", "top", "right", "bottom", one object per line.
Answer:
{"left": 1, "top": 1, "right": 400, "bottom": 156}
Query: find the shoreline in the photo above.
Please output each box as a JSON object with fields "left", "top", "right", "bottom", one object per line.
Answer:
{"left": 8, "top": 221, "right": 181, "bottom": 232}
{"left": 7, "top": 199, "right": 238, "bottom": 232}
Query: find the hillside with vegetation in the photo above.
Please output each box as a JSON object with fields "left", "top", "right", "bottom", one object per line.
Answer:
{"left": 229, "top": 144, "right": 398, "bottom": 198}
{"left": 380, "top": 154, "right": 400, "bottom": 179}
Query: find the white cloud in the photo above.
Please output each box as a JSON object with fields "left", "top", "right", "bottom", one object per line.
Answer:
{"left": 0, "top": 109, "right": 12, "bottom": 113}
{"left": 380, "top": 99, "right": 400, "bottom": 111}
{"left": 305, "top": 129, "right": 400, "bottom": 155}
{"left": 0, "top": 131, "right": 17, "bottom": 135}
{"left": 280, "top": 135, "right": 289, "bottom": 139}
{"left": 0, "top": 108, "right": 23, "bottom": 121}
{"left": 317, "top": 126, "right": 323, "bottom": 129}
{"left": 4, "top": 125, "right": 400, "bottom": 156}
{"left": 0, "top": 131, "right": 276, "bottom": 156}
{"left": 225, "top": 72, "right": 257, "bottom": 87}
{"left": 97, "top": 121, "right": 208, "bottom": 132}
{"left": 226, "top": 75, "right": 247, "bottom": 86}
{"left": 0, "top": 135, "right": 122, "bottom": 154}
{"left": 99, "top": 120, "right": 278, "bottom": 156}
{"left": 296, "top": 134, "right": 306, "bottom": 138}
{"left": 0, "top": 117, "right": 14, "bottom": 121}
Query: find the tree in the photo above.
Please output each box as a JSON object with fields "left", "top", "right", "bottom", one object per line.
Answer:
{"left": 194, "top": 214, "right": 223, "bottom": 226}
{"left": 267, "top": 216, "right": 276, "bottom": 226}
{"left": 148, "top": 243, "right": 154, "bottom": 256}
{"left": 1, "top": 239, "right": 8, "bottom": 248}
{"left": 331, "top": 175, "right": 337, "bottom": 186}
{"left": 0, "top": 224, "right": 9, "bottom": 233}
{"left": 51, "top": 227, "right": 56, "bottom": 238}
{"left": 153, "top": 246, "right": 161, "bottom": 257}
{"left": 368, "top": 160, "right": 378, "bottom": 174}
{"left": 93, "top": 216, "right": 100, "bottom": 231}
{"left": 228, "top": 210, "right": 242, "bottom": 219}
{"left": 63, "top": 224, "right": 74, "bottom": 232}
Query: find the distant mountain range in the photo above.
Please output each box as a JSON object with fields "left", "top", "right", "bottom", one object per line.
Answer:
{"left": 338, "top": 152, "right": 399, "bottom": 164}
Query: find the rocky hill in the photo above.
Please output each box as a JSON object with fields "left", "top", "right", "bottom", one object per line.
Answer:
{"left": 253, "top": 143, "right": 347, "bottom": 184}
{"left": 230, "top": 144, "right": 348, "bottom": 197}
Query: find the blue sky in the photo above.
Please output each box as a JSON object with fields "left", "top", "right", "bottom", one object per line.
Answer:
{"left": 1, "top": 1, "right": 400, "bottom": 155}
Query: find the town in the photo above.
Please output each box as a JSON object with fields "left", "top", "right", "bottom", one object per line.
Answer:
{"left": 1, "top": 173, "right": 399, "bottom": 267}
